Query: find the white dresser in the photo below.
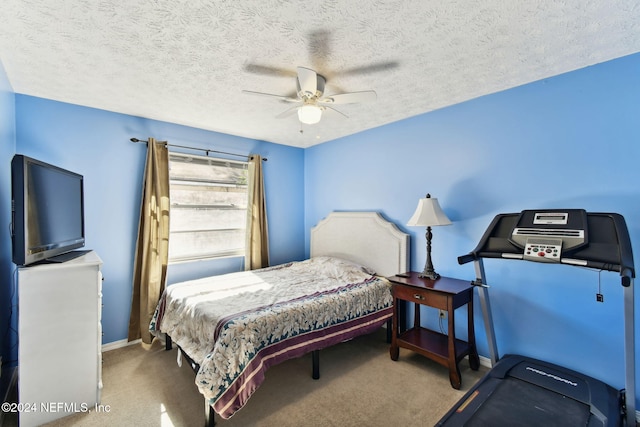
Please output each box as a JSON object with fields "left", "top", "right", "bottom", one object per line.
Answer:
{"left": 18, "top": 251, "right": 103, "bottom": 427}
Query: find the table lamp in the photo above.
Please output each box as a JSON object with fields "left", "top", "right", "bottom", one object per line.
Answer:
{"left": 407, "top": 194, "right": 452, "bottom": 279}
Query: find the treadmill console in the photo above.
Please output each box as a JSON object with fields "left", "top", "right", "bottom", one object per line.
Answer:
{"left": 459, "top": 209, "right": 634, "bottom": 283}
{"left": 510, "top": 209, "right": 588, "bottom": 263}
{"left": 522, "top": 238, "right": 562, "bottom": 263}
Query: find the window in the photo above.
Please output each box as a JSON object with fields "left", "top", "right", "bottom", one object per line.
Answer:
{"left": 168, "top": 152, "right": 249, "bottom": 262}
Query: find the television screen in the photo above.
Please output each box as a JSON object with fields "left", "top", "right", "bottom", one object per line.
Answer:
{"left": 11, "top": 155, "right": 85, "bottom": 266}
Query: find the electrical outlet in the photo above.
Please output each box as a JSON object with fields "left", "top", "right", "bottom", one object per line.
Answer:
{"left": 439, "top": 309, "right": 446, "bottom": 319}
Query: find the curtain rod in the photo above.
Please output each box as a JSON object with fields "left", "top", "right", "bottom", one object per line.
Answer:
{"left": 130, "top": 138, "right": 267, "bottom": 161}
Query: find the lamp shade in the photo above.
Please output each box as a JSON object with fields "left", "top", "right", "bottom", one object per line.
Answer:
{"left": 407, "top": 195, "right": 452, "bottom": 227}
{"left": 298, "top": 105, "right": 322, "bottom": 124}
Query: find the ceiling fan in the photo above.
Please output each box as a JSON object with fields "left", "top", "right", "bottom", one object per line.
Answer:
{"left": 242, "top": 66, "right": 377, "bottom": 125}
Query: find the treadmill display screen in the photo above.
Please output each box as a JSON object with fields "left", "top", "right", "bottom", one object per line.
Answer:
{"left": 533, "top": 212, "right": 568, "bottom": 225}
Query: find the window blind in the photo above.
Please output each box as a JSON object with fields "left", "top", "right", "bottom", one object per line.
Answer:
{"left": 168, "top": 152, "right": 248, "bottom": 262}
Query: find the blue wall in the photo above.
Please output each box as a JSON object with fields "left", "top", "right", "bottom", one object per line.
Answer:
{"left": 11, "top": 96, "right": 305, "bottom": 348}
{"left": 0, "top": 61, "right": 16, "bottom": 370}
{"left": 1, "top": 52, "right": 638, "bottom": 409}
{"left": 305, "top": 52, "right": 640, "bottom": 403}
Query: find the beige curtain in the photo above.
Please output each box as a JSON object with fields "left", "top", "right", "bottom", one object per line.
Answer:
{"left": 128, "top": 138, "right": 170, "bottom": 344}
{"left": 245, "top": 154, "right": 269, "bottom": 270}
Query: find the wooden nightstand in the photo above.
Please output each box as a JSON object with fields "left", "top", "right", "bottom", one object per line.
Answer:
{"left": 388, "top": 272, "right": 480, "bottom": 389}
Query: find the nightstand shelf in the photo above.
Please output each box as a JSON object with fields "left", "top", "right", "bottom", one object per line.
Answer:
{"left": 396, "top": 328, "right": 471, "bottom": 365}
{"left": 388, "top": 272, "right": 479, "bottom": 389}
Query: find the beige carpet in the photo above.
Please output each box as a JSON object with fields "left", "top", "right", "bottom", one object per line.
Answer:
{"left": 5, "top": 329, "right": 487, "bottom": 427}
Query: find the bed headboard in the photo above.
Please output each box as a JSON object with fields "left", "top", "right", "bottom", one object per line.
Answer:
{"left": 310, "top": 211, "right": 409, "bottom": 277}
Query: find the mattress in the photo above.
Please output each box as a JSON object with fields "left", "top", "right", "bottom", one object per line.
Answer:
{"left": 150, "top": 256, "right": 393, "bottom": 418}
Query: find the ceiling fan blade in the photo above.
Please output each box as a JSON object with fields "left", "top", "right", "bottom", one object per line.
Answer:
{"left": 324, "top": 106, "right": 348, "bottom": 119}
{"left": 306, "top": 30, "right": 332, "bottom": 73}
{"left": 275, "top": 105, "right": 300, "bottom": 119}
{"left": 242, "top": 90, "right": 299, "bottom": 102}
{"left": 243, "top": 63, "right": 297, "bottom": 78}
{"left": 319, "top": 90, "right": 377, "bottom": 105}
{"left": 341, "top": 61, "right": 399, "bottom": 76}
{"left": 297, "top": 67, "right": 318, "bottom": 97}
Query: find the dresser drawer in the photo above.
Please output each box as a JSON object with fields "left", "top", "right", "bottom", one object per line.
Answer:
{"left": 392, "top": 284, "right": 447, "bottom": 309}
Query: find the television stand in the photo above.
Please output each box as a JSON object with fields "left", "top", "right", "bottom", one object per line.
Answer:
{"left": 44, "top": 249, "right": 92, "bottom": 264}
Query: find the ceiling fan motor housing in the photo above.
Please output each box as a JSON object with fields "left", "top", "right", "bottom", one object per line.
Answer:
{"left": 243, "top": 66, "right": 376, "bottom": 124}
{"left": 297, "top": 74, "right": 325, "bottom": 100}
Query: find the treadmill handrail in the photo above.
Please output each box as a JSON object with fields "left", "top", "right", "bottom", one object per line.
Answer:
{"left": 457, "top": 214, "right": 510, "bottom": 266}
{"left": 604, "top": 212, "right": 635, "bottom": 286}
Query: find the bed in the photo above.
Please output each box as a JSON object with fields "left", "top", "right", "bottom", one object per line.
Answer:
{"left": 150, "top": 211, "right": 409, "bottom": 425}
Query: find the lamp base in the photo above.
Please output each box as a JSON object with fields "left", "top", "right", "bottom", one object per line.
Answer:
{"left": 418, "top": 269, "right": 440, "bottom": 280}
{"left": 419, "top": 226, "right": 440, "bottom": 280}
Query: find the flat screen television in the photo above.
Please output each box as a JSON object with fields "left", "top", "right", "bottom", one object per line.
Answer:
{"left": 11, "top": 154, "right": 86, "bottom": 266}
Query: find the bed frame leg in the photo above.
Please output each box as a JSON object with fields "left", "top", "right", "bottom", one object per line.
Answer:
{"left": 312, "top": 350, "right": 320, "bottom": 380}
{"left": 386, "top": 318, "right": 392, "bottom": 343}
{"left": 165, "top": 334, "right": 173, "bottom": 351}
{"left": 204, "top": 400, "right": 216, "bottom": 427}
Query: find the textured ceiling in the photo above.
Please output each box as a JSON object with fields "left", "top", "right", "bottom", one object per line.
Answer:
{"left": 1, "top": 1, "right": 639, "bottom": 148}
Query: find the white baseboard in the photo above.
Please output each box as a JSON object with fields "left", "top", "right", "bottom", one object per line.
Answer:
{"left": 477, "top": 354, "right": 492, "bottom": 369}
{"left": 101, "top": 338, "right": 141, "bottom": 352}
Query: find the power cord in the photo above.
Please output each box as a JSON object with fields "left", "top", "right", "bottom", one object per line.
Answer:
{"left": 596, "top": 269, "right": 604, "bottom": 302}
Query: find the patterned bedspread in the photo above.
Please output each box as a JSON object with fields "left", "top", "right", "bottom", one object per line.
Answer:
{"left": 150, "top": 256, "right": 393, "bottom": 419}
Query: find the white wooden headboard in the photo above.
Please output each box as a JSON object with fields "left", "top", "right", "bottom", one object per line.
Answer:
{"left": 310, "top": 211, "right": 409, "bottom": 277}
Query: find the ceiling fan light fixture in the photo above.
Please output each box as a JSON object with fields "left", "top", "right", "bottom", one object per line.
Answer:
{"left": 298, "top": 105, "right": 322, "bottom": 124}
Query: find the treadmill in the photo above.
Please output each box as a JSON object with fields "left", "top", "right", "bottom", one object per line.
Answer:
{"left": 436, "top": 209, "right": 635, "bottom": 427}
